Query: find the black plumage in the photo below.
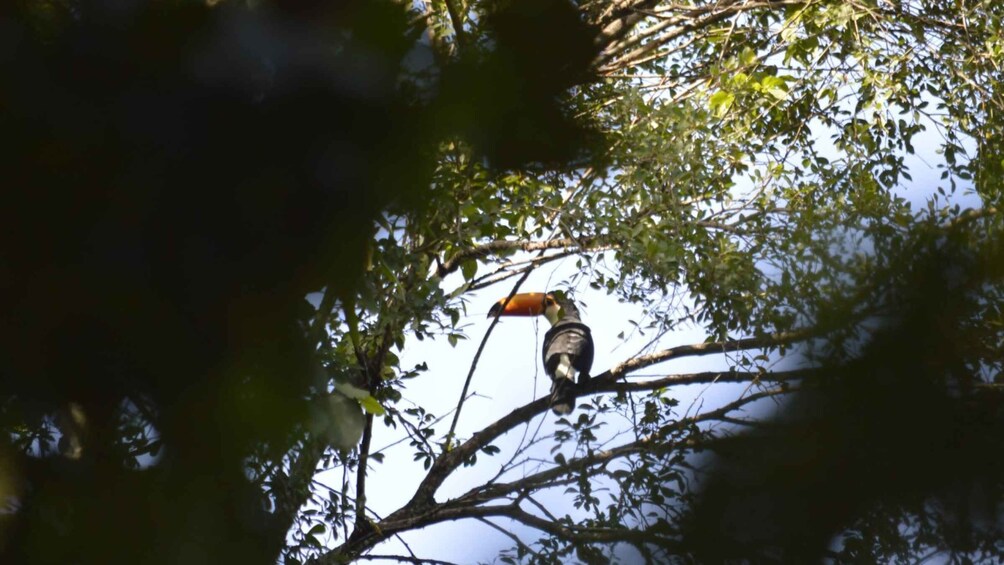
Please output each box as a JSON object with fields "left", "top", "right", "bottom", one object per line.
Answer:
{"left": 541, "top": 297, "right": 594, "bottom": 415}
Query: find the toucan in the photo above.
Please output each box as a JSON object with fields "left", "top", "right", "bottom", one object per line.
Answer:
{"left": 488, "top": 291, "right": 594, "bottom": 415}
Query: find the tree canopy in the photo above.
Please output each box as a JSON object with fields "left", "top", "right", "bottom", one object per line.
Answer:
{"left": 1, "top": 0, "right": 1002, "bottom": 564}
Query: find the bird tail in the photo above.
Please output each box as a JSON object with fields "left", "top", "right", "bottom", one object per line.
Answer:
{"left": 549, "top": 377, "right": 575, "bottom": 416}
{"left": 550, "top": 354, "right": 577, "bottom": 415}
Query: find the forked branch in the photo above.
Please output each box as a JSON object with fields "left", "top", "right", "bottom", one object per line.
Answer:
{"left": 316, "top": 327, "right": 813, "bottom": 562}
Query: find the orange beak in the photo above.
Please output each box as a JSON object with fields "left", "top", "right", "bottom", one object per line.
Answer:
{"left": 487, "top": 292, "right": 551, "bottom": 318}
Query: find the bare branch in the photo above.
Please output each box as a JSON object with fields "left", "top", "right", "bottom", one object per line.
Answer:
{"left": 597, "top": 0, "right": 809, "bottom": 74}
{"left": 437, "top": 237, "right": 596, "bottom": 277}
{"left": 603, "top": 368, "right": 813, "bottom": 393}
{"left": 476, "top": 517, "right": 542, "bottom": 559}
{"left": 946, "top": 207, "right": 999, "bottom": 231}
{"left": 597, "top": 330, "right": 814, "bottom": 383}
{"left": 359, "top": 555, "right": 461, "bottom": 565}
{"left": 453, "top": 386, "right": 791, "bottom": 505}
{"left": 315, "top": 384, "right": 792, "bottom": 562}
{"left": 353, "top": 413, "right": 375, "bottom": 534}
{"left": 443, "top": 263, "right": 537, "bottom": 450}
{"left": 465, "top": 248, "right": 600, "bottom": 292}
{"left": 501, "top": 504, "right": 680, "bottom": 548}
{"left": 594, "top": 0, "right": 663, "bottom": 54}
{"left": 415, "top": 332, "right": 810, "bottom": 513}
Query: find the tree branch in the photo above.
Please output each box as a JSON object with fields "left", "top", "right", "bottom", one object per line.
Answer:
{"left": 358, "top": 555, "right": 460, "bottom": 565}
{"left": 594, "top": 0, "right": 662, "bottom": 56}
{"left": 443, "top": 262, "right": 537, "bottom": 450}
{"left": 308, "top": 286, "right": 339, "bottom": 349}
{"left": 475, "top": 517, "right": 542, "bottom": 559}
{"left": 353, "top": 412, "right": 375, "bottom": 534}
{"left": 444, "top": 0, "right": 467, "bottom": 49}
{"left": 596, "top": 329, "right": 814, "bottom": 383}
{"left": 315, "top": 328, "right": 811, "bottom": 561}
{"left": 423, "top": 333, "right": 811, "bottom": 511}
{"left": 436, "top": 237, "right": 596, "bottom": 278}
{"left": 596, "top": 0, "right": 809, "bottom": 74}
{"left": 315, "top": 380, "right": 791, "bottom": 562}
{"left": 603, "top": 368, "right": 813, "bottom": 394}
{"left": 452, "top": 385, "right": 791, "bottom": 506}
{"left": 465, "top": 248, "right": 595, "bottom": 293}
{"left": 500, "top": 503, "right": 680, "bottom": 548}
{"left": 267, "top": 438, "right": 326, "bottom": 557}
{"left": 352, "top": 320, "right": 399, "bottom": 538}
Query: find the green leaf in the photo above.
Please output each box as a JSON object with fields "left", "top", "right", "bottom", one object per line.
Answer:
{"left": 760, "top": 75, "right": 788, "bottom": 100}
{"left": 334, "top": 382, "right": 370, "bottom": 401}
{"left": 358, "top": 395, "right": 386, "bottom": 416}
{"left": 739, "top": 46, "right": 757, "bottom": 66}
{"left": 709, "top": 91, "right": 735, "bottom": 118}
{"left": 309, "top": 392, "right": 365, "bottom": 451}
{"left": 461, "top": 260, "right": 478, "bottom": 281}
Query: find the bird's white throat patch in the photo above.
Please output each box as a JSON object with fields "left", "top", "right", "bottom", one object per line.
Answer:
{"left": 543, "top": 302, "right": 562, "bottom": 326}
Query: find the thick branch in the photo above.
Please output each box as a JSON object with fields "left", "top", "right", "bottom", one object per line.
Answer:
{"left": 359, "top": 555, "right": 459, "bottom": 565}
{"left": 602, "top": 368, "right": 814, "bottom": 394}
{"left": 436, "top": 237, "right": 594, "bottom": 277}
{"left": 597, "top": 0, "right": 808, "bottom": 74}
{"left": 313, "top": 505, "right": 521, "bottom": 563}
{"left": 594, "top": 0, "right": 662, "bottom": 54}
{"left": 500, "top": 504, "right": 679, "bottom": 548}
{"left": 316, "top": 330, "right": 810, "bottom": 561}
{"left": 597, "top": 329, "right": 813, "bottom": 383}
{"left": 320, "top": 382, "right": 791, "bottom": 561}
{"left": 420, "top": 398, "right": 550, "bottom": 507}
{"left": 266, "top": 439, "right": 326, "bottom": 556}
{"left": 454, "top": 385, "right": 791, "bottom": 505}
{"left": 353, "top": 413, "right": 375, "bottom": 532}
{"left": 346, "top": 389, "right": 792, "bottom": 556}
{"left": 444, "top": 0, "right": 466, "bottom": 49}
{"left": 946, "top": 207, "right": 999, "bottom": 231}
{"left": 421, "top": 333, "right": 810, "bottom": 509}
{"left": 351, "top": 321, "right": 398, "bottom": 537}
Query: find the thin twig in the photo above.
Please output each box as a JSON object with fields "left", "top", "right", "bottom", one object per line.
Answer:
{"left": 443, "top": 264, "right": 538, "bottom": 450}
{"left": 437, "top": 237, "right": 596, "bottom": 277}
{"left": 358, "top": 555, "right": 461, "bottom": 565}
{"left": 476, "top": 517, "right": 542, "bottom": 558}
{"left": 353, "top": 412, "right": 375, "bottom": 532}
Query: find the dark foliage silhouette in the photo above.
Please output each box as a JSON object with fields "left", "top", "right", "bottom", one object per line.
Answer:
{"left": 0, "top": 1, "right": 597, "bottom": 562}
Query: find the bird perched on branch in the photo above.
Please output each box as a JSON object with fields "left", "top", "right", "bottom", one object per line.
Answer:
{"left": 488, "top": 291, "right": 594, "bottom": 415}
